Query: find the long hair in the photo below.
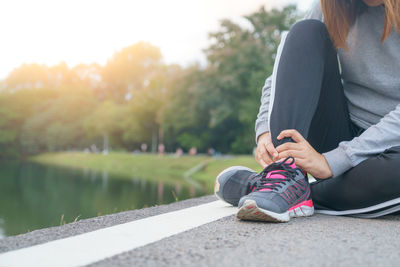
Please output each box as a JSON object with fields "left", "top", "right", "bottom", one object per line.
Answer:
{"left": 320, "top": 0, "right": 400, "bottom": 49}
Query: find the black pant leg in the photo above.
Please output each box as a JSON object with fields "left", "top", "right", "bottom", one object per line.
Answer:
{"left": 269, "top": 20, "right": 356, "bottom": 151}
{"left": 311, "top": 146, "right": 400, "bottom": 213}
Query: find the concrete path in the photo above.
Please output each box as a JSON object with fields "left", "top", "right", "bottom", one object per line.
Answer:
{"left": 1, "top": 195, "right": 400, "bottom": 266}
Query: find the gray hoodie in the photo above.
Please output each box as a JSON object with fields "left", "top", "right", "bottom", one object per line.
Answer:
{"left": 255, "top": 2, "right": 400, "bottom": 177}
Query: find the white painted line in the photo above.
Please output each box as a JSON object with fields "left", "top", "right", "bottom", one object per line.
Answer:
{"left": 0, "top": 200, "right": 237, "bottom": 267}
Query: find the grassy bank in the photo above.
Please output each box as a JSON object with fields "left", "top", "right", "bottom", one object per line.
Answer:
{"left": 191, "top": 156, "right": 262, "bottom": 191}
{"left": 30, "top": 152, "right": 262, "bottom": 192}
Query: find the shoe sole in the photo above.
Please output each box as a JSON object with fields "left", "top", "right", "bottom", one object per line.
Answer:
{"left": 237, "top": 199, "right": 314, "bottom": 223}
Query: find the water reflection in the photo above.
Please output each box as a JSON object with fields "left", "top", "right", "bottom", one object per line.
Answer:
{"left": 0, "top": 218, "right": 5, "bottom": 239}
{"left": 0, "top": 161, "right": 204, "bottom": 238}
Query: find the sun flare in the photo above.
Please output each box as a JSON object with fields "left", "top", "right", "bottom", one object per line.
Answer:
{"left": 0, "top": 0, "right": 313, "bottom": 79}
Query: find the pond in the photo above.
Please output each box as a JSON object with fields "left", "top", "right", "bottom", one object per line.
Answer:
{"left": 0, "top": 161, "right": 205, "bottom": 238}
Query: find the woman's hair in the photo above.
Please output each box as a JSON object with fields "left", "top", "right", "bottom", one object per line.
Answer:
{"left": 320, "top": 0, "right": 400, "bottom": 49}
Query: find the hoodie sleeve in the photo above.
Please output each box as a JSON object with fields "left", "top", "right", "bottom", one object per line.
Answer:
{"left": 324, "top": 103, "right": 400, "bottom": 177}
{"left": 255, "top": 76, "right": 272, "bottom": 143}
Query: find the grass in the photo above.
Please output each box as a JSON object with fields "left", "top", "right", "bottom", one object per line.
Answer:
{"left": 191, "top": 156, "right": 262, "bottom": 192}
{"left": 30, "top": 152, "right": 262, "bottom": 191}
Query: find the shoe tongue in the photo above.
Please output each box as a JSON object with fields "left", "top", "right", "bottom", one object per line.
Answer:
{"left": 258, "top": 160, "right": 297, "bottom": 192}
{"left": 266, "top": 161, "right": 296, "bottom": 179}
{"left": 266, "top": 171, "right": 285, "bottom": 179}
{"left": 258, "top": 170, "right": 285, "bottom": 192}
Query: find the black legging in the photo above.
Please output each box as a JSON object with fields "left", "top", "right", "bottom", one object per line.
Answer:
{"left": 269, "top": 19, "right": 400, "bottom": 216}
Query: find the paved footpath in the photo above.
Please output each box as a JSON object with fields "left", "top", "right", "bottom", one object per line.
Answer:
{"left": 1, "top": 195, "right": 400, "bottom": 267}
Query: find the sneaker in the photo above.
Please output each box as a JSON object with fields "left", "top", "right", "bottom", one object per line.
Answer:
{"left": 237, "top": 157, "right": 314, "bottom": 222}
{"left": 214, "top": 166, "right": 261, "bottom": 206}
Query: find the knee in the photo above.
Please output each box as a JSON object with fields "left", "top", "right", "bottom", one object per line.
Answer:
{"left": 287, "top": 19, "right": 328, "bottom": 44}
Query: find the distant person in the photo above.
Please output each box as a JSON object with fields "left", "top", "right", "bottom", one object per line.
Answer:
{"left": 140, "top": 143, "right": 148, "bottom": 152}
{"left": 158, "top": 143, "right": 165, "bottom": 155}
{"left": 189, "top": 147, "right": 197, "bottom": 156}
{"left": 215, "top": 0, "right": 400, "bottom": 222}
{"left": 175, "top": 147, "right": 183, "bottom": 157}
{"left": 90, "top": 144, "right": 98, "bottom": 153}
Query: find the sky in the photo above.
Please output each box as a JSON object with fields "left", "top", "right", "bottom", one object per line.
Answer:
{"left": 0, "top": 0, "right": 314, "bottom": 79}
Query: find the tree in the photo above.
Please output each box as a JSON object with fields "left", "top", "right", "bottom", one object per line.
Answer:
{"left": 102, "top": 42, "right": 163, "bottom": 101}
{"left": 19, "top": 86, "right": 96, "bottom": 154}
{"left": 162, "top": 64, "right": 208, "bottom": 151}
{"left": 84, "top": 101, "right": 127, "bottom": 151}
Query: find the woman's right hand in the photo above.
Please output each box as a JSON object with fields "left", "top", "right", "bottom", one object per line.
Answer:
{"left": 255, "top": 132, "right": 278, "bottom": 168}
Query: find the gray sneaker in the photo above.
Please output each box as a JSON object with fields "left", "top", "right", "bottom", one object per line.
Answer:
{"left": 237, "top": 157, "right": 314, "bottom": 222}
{"left": 214, "top": 166, "right": 261, "bottom": 206}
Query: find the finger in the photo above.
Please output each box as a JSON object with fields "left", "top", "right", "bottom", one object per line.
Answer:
{"left": 276, "top": 150, "right": 306, "bottom": 160}
{"left": 277, "top": 129, "right": 306, "bottom": 143}
{"left": 256, "top": 147, "right": 273, "bottom": 166}
{"left": 275, "top": 142, "right": 302, "bottom": 153}
{"left": 265, "top": 142, "right": 278, "bottom": 159}
{"left": 261, "top": 150, "right": 274, "bottom": 165}
{"left": 256, "top": 155, "right": 268, "bottom": 168}
{"left": 290, "top": 158, "right": 309, "bottom": 171}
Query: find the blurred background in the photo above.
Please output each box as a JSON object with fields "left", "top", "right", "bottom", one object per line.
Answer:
{"left": 0, "top": 0, "right": 313, "bottom": 238}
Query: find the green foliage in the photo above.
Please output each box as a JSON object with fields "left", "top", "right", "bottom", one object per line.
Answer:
{"left": 0, "top": 5, "right": 299, "bottom": 158}
{"left": 103, "top": 42, "right": 163, "bottom": 101}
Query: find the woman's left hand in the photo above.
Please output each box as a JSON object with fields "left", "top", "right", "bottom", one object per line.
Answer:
{"left": 275, "top": 129, "right": 333, "bottom": 179}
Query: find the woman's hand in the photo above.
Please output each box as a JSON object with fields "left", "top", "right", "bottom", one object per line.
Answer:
{"left": 255, "top": 132, "right": 279, "bottom": 168}
{"left": 275, "top": 129, "right": 333, "bottom": 179}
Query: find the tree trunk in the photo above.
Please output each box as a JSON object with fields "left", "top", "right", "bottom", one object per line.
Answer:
{"left": 103, "top": 132, "right": 109, "bottom": 154}
{"left": 151, "top": 127, "right": 157, "bottom": 153}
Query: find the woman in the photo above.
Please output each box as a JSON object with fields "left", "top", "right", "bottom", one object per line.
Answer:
{"left": 215, "top": 0, "right": 400, "bottom": 222}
